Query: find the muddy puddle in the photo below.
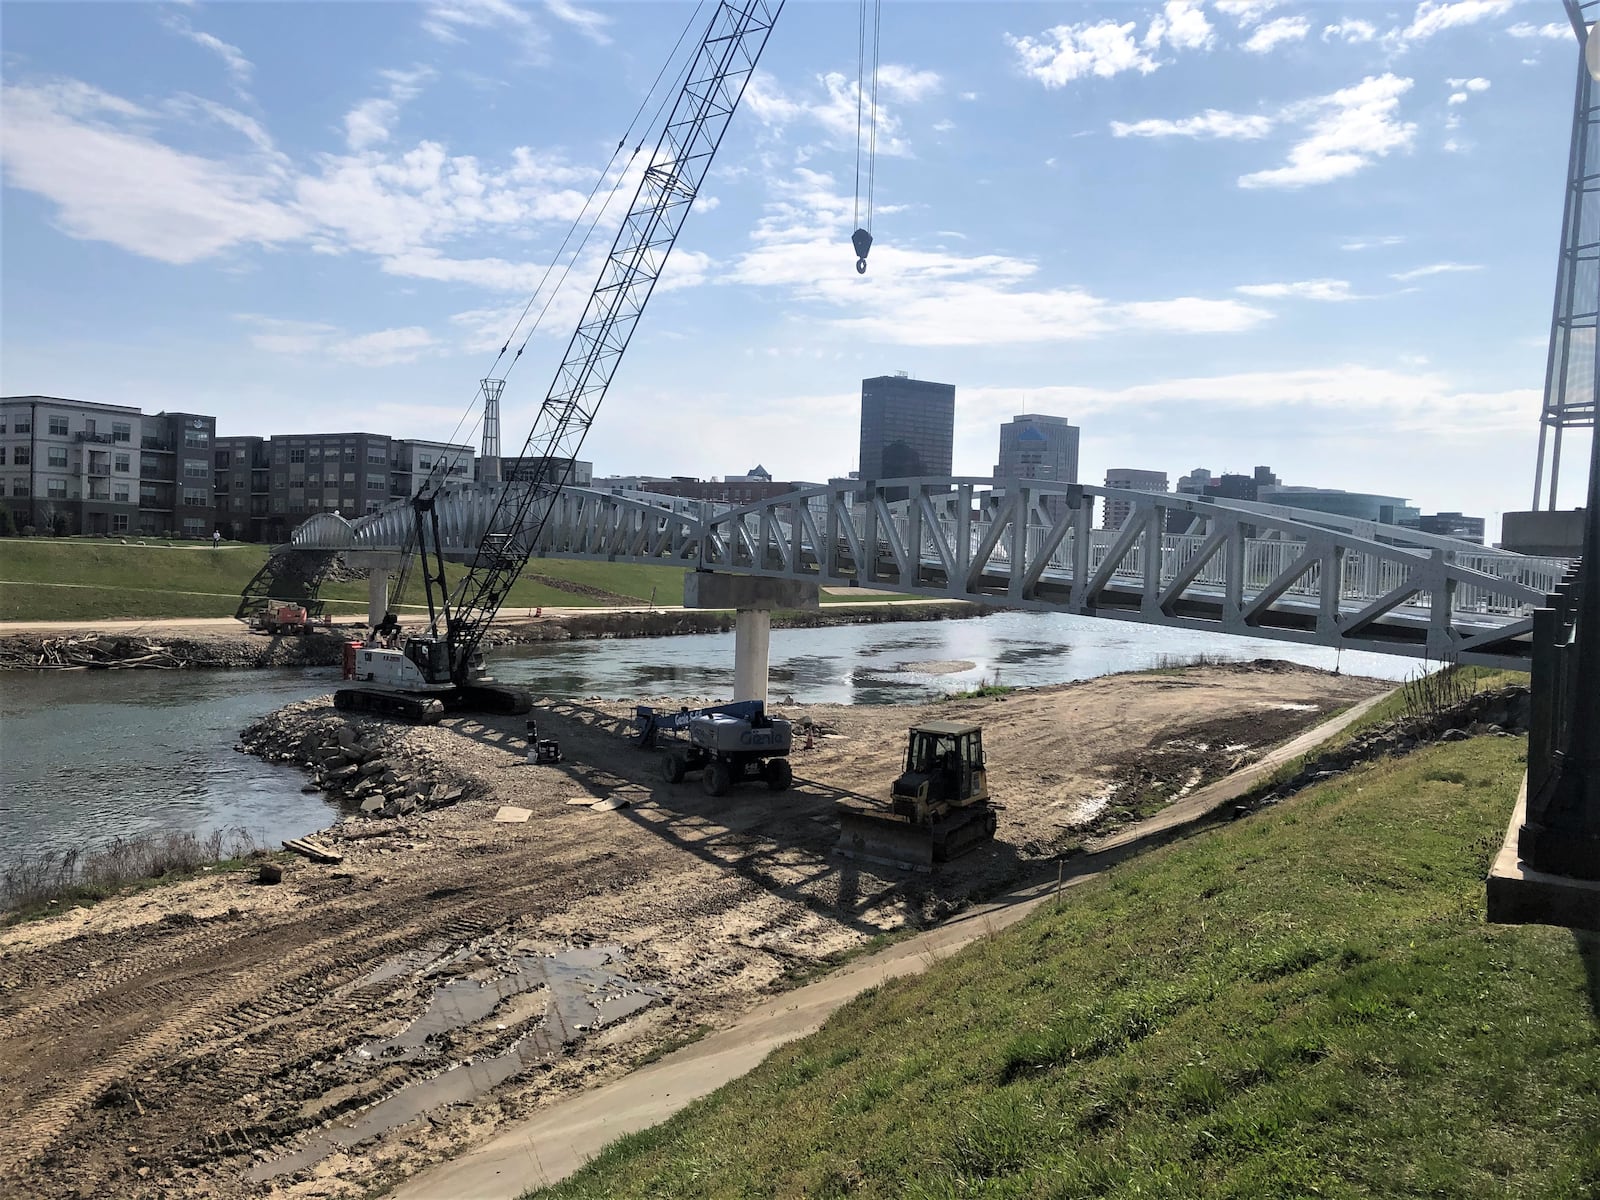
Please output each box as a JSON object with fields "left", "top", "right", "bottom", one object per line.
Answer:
{"left": 248, "top": 944, "right": 663, "bottom": 1182}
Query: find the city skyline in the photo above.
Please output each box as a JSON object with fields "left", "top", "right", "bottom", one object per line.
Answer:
{"left": 2, "top": 1, "right": 1593, "bottom": 528}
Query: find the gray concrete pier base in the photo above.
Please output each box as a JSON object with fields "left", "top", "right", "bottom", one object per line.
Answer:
{"left": 343, "top": 552, "right": 407, "bottom": 628}
{"left": 684, "top": 573, "right": 819, "bottom": 704}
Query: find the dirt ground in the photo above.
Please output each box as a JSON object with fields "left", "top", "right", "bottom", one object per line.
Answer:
{"left": 0, "top": 662, "right": 1386, "bottom": 1200}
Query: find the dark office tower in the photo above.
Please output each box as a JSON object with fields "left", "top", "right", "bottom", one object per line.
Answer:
{"left": 858, "top": 373, "right": 955, "bottom": 502}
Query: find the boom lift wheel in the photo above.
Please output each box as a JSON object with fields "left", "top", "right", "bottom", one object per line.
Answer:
{"left": 663, "top": 751, "right": 687, "bottom": 784}
{"left": 765, "top": 758, "right": 793, "bottom": 792}
{"left": 702, "top": 760, "right": 732, "bottom": 797}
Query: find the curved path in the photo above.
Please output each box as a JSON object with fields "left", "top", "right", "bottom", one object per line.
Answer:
{"left": 389, "top": 690, "right": 1391, "bottom": 1200}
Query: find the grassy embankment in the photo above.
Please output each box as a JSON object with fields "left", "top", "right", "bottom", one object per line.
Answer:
{"left": 533, "top": 734, "right": 1600, "bottom": 1200}
{"left": 0, "top": 540, "right": 936, "bottom": 622}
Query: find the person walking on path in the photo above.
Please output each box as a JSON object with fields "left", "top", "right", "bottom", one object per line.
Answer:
{"left": 212, "top": 530, "right": 221, "bottom": 549}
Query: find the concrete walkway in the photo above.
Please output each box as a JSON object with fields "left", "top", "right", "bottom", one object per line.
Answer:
{"left": 388, "top": 689, "right": 1391, "bottom": 1200}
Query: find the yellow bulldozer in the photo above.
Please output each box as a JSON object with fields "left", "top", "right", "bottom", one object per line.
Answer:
{"left": 835, "top": 720, "right": 997, "bottom": 872}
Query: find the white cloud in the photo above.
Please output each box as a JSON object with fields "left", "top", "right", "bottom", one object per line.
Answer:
{"left": 0, "top": 82, "right": 305, "bottom": 264}
{"left": 241, "top": 316, "right": 438, "bottom": 366}
{"left": 0, "top": 75, "right": 607, "bottom": 282}
{"left": 1341, "top": 234, "right": 1405, "bottom": 251}
{"left": 1506, "top": 21, "right": 1574, "bottom": 39}
{"left": 1390, "top": 261, "right": 1482, "bottom": 281}
{"left": 964, "top": 367, "right": 1538, "bottom": 437}
{"left": 1392, "top": 0, "right": 1517, "bottom": 47}
{"left": 1214, "top": 0, "right": 1279, "bottom": 27}
{"left": 1239, "top": 74, "right": 1415, "bottom": 190}
{"left": 1448, "top": 76, "right": 1491, "bottom": 91}
{"left": 1111, "top": 109, "right": 1274, "bottom": 139}
{"left": 422, "top": 0, "right": 546, "bottom": 56}
{"left": 1008, "top": 21, "right": 1159, "bottom": 86}
{"left": 1322, "top": 19, "right": 1377, "bottom": 43}
{"left": 1242, "top": 16, "right": 1310, "bottom": 54}
{"left": 1144, "top": 0, "right": 1215, "bottom": 52}
{"left": 932, "top": 119, "right": 955, "bottom": 134}
{"left": 343, "top": 66, "right": 434, "bottom": 151}
{"left": 742, "top": 68, "right": 929, "bottom": 157}
{"left": 876, "top": 64, "right": 943, "bottom": 103}
{"left": 163, "top": 15, "right": 253, "bottom": 95}
{"left": 720, "top": 169, "right": 1271, "bottom": 346}
{"left": 544, "top": 0, "right": 611, "bottom": 45}
{"left": 1236, "top": 279, "right": 1360, "bottom": 301}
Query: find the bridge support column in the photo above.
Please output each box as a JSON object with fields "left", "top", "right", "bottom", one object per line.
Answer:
{"left": 684, "top": 573, "right": 819, "bottom": 704}
{"left": 343, "top": 552, "right": 408, "bottom": 629}
{"left": 368, "top": 570, "right": 389, "bottom": 627}
{"left": 734, "top": 609, "right": 771, "bottom": 702}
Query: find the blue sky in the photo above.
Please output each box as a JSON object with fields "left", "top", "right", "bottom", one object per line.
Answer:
{"left": 1, "top": 0, "right": 1592, "bottom": 532}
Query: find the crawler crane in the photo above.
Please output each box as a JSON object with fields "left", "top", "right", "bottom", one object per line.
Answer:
{"left": 334, "top": 2, "right": 784, "bottom": 721}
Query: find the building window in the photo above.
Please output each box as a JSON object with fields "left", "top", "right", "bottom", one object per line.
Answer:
{"left": 112, "top": 422, "right": 131, "bottom": 443}
{"left": 341, "top": 496, "right": 355, "bottom": 509}
{"left": 308, "top": 447, "right": 322, "bottom": 460}
{"left": 114, "top": 453, "right": 130, "bottom": 472}
{"left": 12, "top": 448, "right": 28, "bottom": 466}
{"left": 367, "top": 450, "right": 386, "bottom": 464}
{"left": 13, "top": 417, "right": 30, "bottom": 434}
{"left": 367, "top": 478, "right": 384, "bottom": 490}
{"left": 140, "top": 485, "right": 159, "bottom": 504}
{"left": 12, "top": 480, "right": 27, "bottom": 496}
{"left": 113, "top": 514, "right": 129, "bottom": 532}
{"left": 418, "top": 456, "right": 433, "bottom": 471}
{"left": 344, "top": 449, "right": 357, "bottom": 463}
{"left": 290, "top": 478, "right": 304, "bottom": 489}
{"left": 274, "top": 448, "right": 286, "bottom": 464}
{"left": 185, "top": 431, "right": 209, "bottom": 448}
{"left": 274, "top": 474, "right": 287, "bottom": 488}
{"left": 271, "top": 497, "right": 286, "bottom": 513}
{"left": 48, "top": 447, "right": 67, "bottom": 468}
{"left": 182, "top": 488, "right": 209, "bottom": 507}
{"left": 183, "top": 461, "right": 210, "bottom": 478}
{"left": 343, "top": 471, "right": 355, "bottom": 483}
{"left": 183, "top": 517, "right": 206, "bottom": 534}
{"left": 113, "top": 484, "right": 130, "bottom": 503}
{"left": 47, "top": 479, "right": 67, "bottom": 498}
{"left": 290, "top": 500, "right": 306, "bottom": 514}
{"left": 232, "top": 497, "right": 244, "bottom": 511}
{"left": 48, "top": 416, "right": 69, "bottom": 436}
{"left": 0, "top": 449, "right": 5, "bottom": 466}
{"left": 289, "top": 448, "right": 305, "bottom": 463}
{"left": 305, "top": 473, "right": 320, "bottom": 485}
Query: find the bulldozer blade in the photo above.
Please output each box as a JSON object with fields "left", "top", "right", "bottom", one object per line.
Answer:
{"left": 835, "top": 808, "right": 934, "bottom": 874}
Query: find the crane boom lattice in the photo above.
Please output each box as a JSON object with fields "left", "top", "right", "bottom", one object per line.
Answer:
{"left": 428, "top": 0, "right": 783, "bottom": 683}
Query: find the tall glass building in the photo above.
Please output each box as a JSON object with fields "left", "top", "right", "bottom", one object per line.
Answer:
{"left": 858, "top": 374, "right": 955, "bottom": 502}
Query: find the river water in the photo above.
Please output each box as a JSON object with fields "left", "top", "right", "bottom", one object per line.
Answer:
{"left": 0, "top": 612, "right": 1428, "bottom": 857}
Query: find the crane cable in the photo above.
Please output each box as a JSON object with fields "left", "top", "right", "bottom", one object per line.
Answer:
{"left": 413, "top": 0, "right": 712, "bottom": 507}
{"left": 382, "top": 3, "right": 711, "bottom": 618}
{"left": 851, "top": 0, "right": 882, "bottom": 274}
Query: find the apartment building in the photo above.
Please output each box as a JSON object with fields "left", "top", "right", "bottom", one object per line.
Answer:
{"left": 0, "top": 396, "right": 216, "bottom": 537}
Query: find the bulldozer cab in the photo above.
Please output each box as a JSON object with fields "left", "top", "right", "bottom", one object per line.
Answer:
{"left": 902, "top": 721, "right": 985, "bottom": 804}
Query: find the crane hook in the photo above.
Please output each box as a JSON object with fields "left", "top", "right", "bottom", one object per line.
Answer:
{"left": 851, "top": 227, "right": 873, "bottom": 275}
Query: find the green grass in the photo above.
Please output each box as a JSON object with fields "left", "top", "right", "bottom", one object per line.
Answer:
{"left": 0, "top": 540, "right": 689, "bottom": 621}
{"left": 531, "top": 736, "right": 1600, "bottom": 1200}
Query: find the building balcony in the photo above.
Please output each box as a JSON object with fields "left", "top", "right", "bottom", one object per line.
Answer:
{"left": 74, "top": 432, "right": 115, "bottom": 445}
{"left": 140, "top": 437, "right": 173, "bottom": 452}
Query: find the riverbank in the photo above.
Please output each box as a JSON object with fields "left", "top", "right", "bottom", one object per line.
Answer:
{"left": 0, "top": 662, "right": 1387, "bottom": 1199}
{"left": 0, "top": 600, "right": 982, "bottom": 671}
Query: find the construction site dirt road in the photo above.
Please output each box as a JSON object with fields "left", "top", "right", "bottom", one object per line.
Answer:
{"left": 0, "top": 662, "right": 1386, "bottom": 1200}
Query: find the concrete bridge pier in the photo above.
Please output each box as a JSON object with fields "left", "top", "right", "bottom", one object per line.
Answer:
{"left": 344, "top": 552, "right": 409, "bottom": 627}
{"left": 685, "top": 573, "right": 819, "bottom": 703}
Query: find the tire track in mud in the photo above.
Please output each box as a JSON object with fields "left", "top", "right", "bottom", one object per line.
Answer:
{"left": 0, "top": 845, "right": 643, "bottom": 1181}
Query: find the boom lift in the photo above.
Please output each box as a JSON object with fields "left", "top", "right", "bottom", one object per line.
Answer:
{"left": 334, "top": 1, "right": 785, "bottom": 722}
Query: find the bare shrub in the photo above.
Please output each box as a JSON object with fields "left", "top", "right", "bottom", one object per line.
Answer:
{"left": 2, "top": 828, "right": 259, "bottom": 916}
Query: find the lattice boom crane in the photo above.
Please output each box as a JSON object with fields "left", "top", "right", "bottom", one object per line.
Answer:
{"left": 337, "top": 0, "right": 784, "bottom": 722}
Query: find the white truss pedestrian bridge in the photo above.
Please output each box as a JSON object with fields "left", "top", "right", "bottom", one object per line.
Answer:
{"left": 283, "top": 479, "right": 1573, "bottom": 669}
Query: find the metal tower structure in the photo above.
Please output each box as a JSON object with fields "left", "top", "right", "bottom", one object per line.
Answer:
{"left": 479, "top": 377, "right": 503, "bottom": 485}
{"left": 1533, "top": 0, "right": 1600, "bottom": 510}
